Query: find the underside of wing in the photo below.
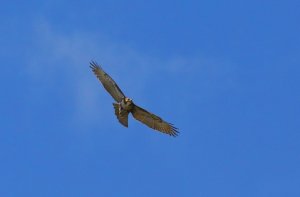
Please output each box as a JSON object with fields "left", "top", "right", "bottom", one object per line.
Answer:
{"left": 131, "top": 104, "right": 178, "bottom": 137}
{"left": 90, "top": 61, "right": 125, "bottom": 102}
{"left": 113, "top": 103, "right": 129, "bottom": 127}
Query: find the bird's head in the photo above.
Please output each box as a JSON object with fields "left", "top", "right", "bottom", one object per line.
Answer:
{"left": 124, "top": 97, "right": 132, "bottom": 104}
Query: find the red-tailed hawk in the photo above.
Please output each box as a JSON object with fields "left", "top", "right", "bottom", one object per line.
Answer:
{"left": 90, "top": 61, "right": 178, "bottom": 137}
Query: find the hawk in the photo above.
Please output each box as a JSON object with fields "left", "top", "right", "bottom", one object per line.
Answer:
{"left": 90, "top": 61, "right": 179, "bottom": 137}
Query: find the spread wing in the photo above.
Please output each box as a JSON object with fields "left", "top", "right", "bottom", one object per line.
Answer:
{"left": 131, "top": 104, "right": 179, "bottom": 137}
{"left": 90, "top": 61, "right": 125, "bottom": 102}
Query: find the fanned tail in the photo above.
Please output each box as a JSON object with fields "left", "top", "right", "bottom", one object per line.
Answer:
{"left": 113, "top": 103, "right": 129, "bottom": 127}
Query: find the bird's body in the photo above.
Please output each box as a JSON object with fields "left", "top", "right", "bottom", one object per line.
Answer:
{"left": 90, "top": 61, "right": 178, "bottom": 137}
{"left": 120, "top": 97, "right": 133, "bottom": 111}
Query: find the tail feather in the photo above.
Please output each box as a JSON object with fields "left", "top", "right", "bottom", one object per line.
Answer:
{"left": 113, "top": 103, "right": 129, "bottom": 127}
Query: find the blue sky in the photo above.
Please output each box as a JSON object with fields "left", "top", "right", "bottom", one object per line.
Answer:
{"left": 1, "top": 0, "right": 300, "bottom": 196}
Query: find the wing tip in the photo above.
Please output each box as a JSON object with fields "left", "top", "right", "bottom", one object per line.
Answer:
{"left": 168, "top": 123, "right": 179, "bottom": 137}
{"left": 89, "top": 61, "right": 102, "bottom": 71}
{"left": 170, "top": 129, "right": 179, "bottom": 137}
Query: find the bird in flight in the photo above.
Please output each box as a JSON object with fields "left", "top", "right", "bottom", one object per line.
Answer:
{"left": 90, "top": 61, "right": 179, "bottom": 137}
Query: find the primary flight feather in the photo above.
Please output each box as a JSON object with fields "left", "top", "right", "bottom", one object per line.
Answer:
{"left": 90, "top": 61, "right": 178, "bottom": 137}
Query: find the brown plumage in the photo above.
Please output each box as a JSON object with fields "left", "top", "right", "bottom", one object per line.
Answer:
{"left": 90, "top": 61, "right": 179, "bottom": 137}
{"left": 113, "top": 103, "right": 128, "bottom": 127}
